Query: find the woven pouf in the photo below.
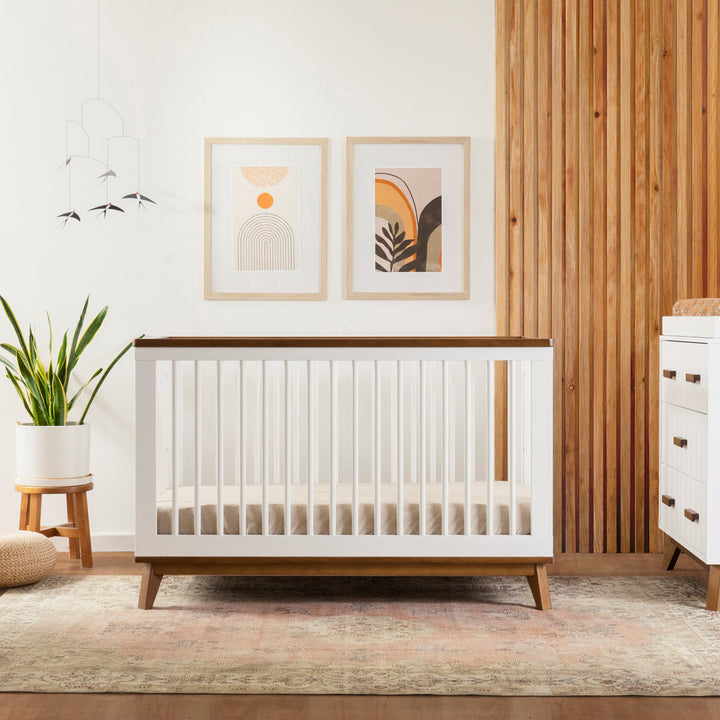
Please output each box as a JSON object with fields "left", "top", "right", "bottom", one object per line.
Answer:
{"left": 0, "top": 530, "right": 56, "bottom": 587}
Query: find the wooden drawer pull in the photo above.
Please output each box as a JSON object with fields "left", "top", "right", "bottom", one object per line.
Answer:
{"left": 673, "top": 436, "right": 688, "bottom": 448}
{"left": 661, "top": 494, "right": 675, "bottom": 508}
{"left": 685, "top": 373, "right": 701, "bottom": 384}
{"left": 663, "top": 369, "right": 677, "bottom": 379}
{"left": 684, "top": 508, "right": 700, "bottom": 523}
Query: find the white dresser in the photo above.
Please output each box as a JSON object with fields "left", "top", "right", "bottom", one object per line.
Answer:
{"left": 660, "top": 315, "right": 720, "bottom": 610}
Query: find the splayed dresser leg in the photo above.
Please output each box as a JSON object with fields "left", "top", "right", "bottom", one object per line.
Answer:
{"left": 139, "top": 563, "right": 163, "bottom": 610}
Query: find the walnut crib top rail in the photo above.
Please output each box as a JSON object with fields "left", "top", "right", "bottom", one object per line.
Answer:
{"left": 133, "top": 336, "right": 553, "bottom": 349}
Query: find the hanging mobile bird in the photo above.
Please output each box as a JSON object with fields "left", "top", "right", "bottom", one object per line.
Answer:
{"left": 57, "top": 210, "right": 81, "bottom": 226}
{"left": 57, "top": 0, "right": 156, "bottom": 226}
{"left": 122, "top": 191, "right": 156, "bottom": 210}
{"left": 89, "top": 202, "right": 125, "bottom": 219}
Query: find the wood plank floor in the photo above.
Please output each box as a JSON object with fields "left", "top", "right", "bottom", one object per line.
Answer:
{"left": 2, "top": 552, "right": 718, "bottom": 720}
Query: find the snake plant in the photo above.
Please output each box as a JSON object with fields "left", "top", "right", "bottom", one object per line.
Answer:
{"left": 0, "top": 295, "right": 133, "bottom": 425}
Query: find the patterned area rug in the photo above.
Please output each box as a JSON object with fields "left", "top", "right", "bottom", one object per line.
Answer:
{"left": 1, "top": 574, "right": 719, "bottom": 694}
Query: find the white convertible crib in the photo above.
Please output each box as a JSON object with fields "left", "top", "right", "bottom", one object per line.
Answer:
{"left": 134, "top": 337, "right": 553, "bottom": 609}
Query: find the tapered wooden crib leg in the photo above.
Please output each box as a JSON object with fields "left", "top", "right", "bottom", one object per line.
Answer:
{"left": 662, "top": 535, "right": 682, "bottom": 571}
{"left": 139, "top": 563, "right": 163, "bottom": 610}
{"left": 707, "top": 567, "right": 720, "bottom": 612}
{"left": 527, "top": 563, "right": 551, "bottom": 610}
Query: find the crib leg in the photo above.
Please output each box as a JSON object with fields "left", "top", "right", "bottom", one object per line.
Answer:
{"left": 138, "top": 563, "right": 164, "bottom": 610}
{"left": 527, "top": 563, "right": 551, "bottom": 610}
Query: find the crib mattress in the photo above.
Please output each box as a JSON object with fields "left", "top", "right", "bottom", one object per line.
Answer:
{"left": 156, "top": 481, "right": 531, "bottom": 536}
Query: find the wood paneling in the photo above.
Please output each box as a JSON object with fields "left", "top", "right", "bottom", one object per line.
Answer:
{"left": 496, "top": 0, "right": 720, "bottom": 552}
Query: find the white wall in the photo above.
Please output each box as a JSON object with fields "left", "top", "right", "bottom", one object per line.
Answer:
{"left": 0, "top": 0, "right": 495, "bottom": 548}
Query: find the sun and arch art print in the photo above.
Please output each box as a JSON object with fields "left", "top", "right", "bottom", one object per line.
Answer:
{"left": 203, "top": 138, "right": 328, "bottom": 300}
{"left": 232, "top": 165, "right": 300, "bottom": 272}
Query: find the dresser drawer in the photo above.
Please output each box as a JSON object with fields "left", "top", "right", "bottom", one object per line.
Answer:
{"left": 661, "top": 403, "right": 708, "bottom": 481}
{"left": 660, "top": 464, "right": 707, "bottom": 559}
{"left": 660, "top": 340, "right": 709, "bottom": 413}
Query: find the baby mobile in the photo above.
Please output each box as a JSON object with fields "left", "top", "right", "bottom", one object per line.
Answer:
{"left": 58, "top": 0, "right": 155, "bottom": 226}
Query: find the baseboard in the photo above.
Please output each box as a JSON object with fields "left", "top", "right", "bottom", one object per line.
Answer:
{"left": 50, "top": 532, "right": 134, "bottom": 552}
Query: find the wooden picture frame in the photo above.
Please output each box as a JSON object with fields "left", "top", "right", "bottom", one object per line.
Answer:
{"left": 204, "top": 137, "right": 328, "bottom": 300}
{"left": 346, "top": 137, "right": 470, "bottom": 300}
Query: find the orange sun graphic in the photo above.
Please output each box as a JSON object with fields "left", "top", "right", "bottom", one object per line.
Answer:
{"left": 257, "top": 192, "right": 274, "bottom": 209}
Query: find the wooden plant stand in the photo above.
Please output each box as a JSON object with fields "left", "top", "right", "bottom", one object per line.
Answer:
{"left": 16, "top": 480, "right": 94, "bottom": 568}
{"left": 662, "top": 535, "right": 720, "bottom": 612}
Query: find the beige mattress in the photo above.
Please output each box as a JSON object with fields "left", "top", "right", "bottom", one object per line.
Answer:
{"left": 157, "top": 481, "right": 531, "bottom": 536}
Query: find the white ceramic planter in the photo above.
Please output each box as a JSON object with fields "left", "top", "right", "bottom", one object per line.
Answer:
{"left": 15, "top": 423, "right": 90, "bottom": 487}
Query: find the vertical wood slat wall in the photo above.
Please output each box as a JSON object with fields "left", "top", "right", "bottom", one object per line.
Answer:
{"left": 495, "top": 0, "right": 720, "bottom": 553}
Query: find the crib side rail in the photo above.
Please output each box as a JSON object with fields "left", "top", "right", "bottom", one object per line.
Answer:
{"left": 135, "top": 338, "right": 553, "bottom": 558}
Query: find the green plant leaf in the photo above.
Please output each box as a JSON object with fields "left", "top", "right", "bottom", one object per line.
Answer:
{"left": 5, "top": 370, "right": 33, "bottom": 420}
{"left": 47, "top": 312, "right": 53, "bottom": 359}
{"left": 57, "top": 332, "right": 69, "bottom": 388}
{"left": 67, "top": 296, "right": 89, "bottom": 375}
{"left": 72, "top": 306, "right": 108, "bottom": 369}
{"left": 78, "top": 338, "right": 133, "bottom": 424}
{"left": 16, "top": 350, "right": 49, "bottom": 415}
{"left": 0, "top": 295, "right": 30, "bottom": 362}
{"left": 67, "top": 367, "right": 102, "bottom": 410}
{"left": 51, "top": 372, "right": 67, "bottom": 425}
{"left": 0, "top": 353, "right": 18, "bottom": 375}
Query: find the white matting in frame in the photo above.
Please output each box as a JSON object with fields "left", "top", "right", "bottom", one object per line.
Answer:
{"left": 204, "top": 138, "right": 328, "bottom": 300}
{"left": 346, "top": 137, "right": 470, "bottom": 300}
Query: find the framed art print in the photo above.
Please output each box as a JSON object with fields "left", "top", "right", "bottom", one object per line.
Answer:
{"left": 346, "top": 137, "right": 470, "bottom": 299}
{"left": 204, "top": 138, "right": 328, "bottom": 300}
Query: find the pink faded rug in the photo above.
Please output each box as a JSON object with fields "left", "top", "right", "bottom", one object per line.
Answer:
{"left": 0, "top": 574, "right": 719, "bottom": 694}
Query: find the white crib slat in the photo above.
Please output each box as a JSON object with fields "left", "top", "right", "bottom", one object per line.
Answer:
{"left": 262, "top": 360, "right": 269, "bottom": 536}
{"left": 171, "top": 361, "right": 179, "bottom": 536}
{"left": 442, "top": 360, "right": 449, "bottom": 536}
{"left": 330, "top": 360, "right": 338, "bottom": 536}
{"left": 307, "top": 361, "right": 315, "bottom": 536}
{"left": 508, "top": 360, "right": 517, "bottom": 536}
{"left": 216, "top": 361, "right": 224, "bottom": 536}
{"left": 397, "top": 361, "right": 404, "bottom": 536}
{"left": 193, "top": 361, "right": 200, "bottom": 536}
{"left": 284, "top": 360, "right": 291, "bottom": 536}
{"left": 238, "top": 361, "right": 246, "bottom": 536}
{"left": 352, "top": 360, "right": 359, "bottom": 536}
{"left": 486, "top": 360, "right": 495, "bottom": 536}
{"left": 420, "top": 360, "right": 427, "bottom": 536}
{"left": 465, "top": 360, "right": 473, "bottom": 536}
{"left": 375, "top": 360, "right": 381, "bottom": 535}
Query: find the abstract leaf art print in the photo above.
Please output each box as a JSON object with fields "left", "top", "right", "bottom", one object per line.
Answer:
{"left": 347, "top": 137, "right": 469, "bottom": 299}
{"left": 374, "top": 168, "right": 442, "bottom": 273}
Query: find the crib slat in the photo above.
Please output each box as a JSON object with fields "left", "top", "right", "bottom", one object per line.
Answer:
{"left": 284, "top": 360, "right": 291, "bottom": 536}
{"left": 330, "top": 360, "right": 338, "bottom": 536}
{"left": 508, "top": 360, "right": 517, "bottom": 536}
{"left": 352, "top": 360, "right": 359, "bottom": 536}
{"left": 375, "top": 360, "right": 381, "bottom": 535}
{"left": 192, "top": 361, "right": 200, "bottom": 536}
{"left": 216, "top": 361, "right": 224, "bottom": 536}
{"left": 238, "top": 361, "right": 246, "bottom": 536}
{"left": 307, "top": 361, "right": 315, "bottom": 536}
{"left": 397, "top": 361, "right": 404, "bottom": 536}
{"left": 486, "top": 360, "right": 495, "bottom": 536}
{"left": 465, "top": 360, "right": 473, "bottom": 536}
{"left": 171, "top": 361, "right": 179, "bottom": 537}
{"left": 420, "top": 360, "right": 427, "bottom": 536}
{"left": 262, "top": 360, "right": 269, "bottom": 536}
{"left": 442, "top": 361, "right": 450, "bottom": 536}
